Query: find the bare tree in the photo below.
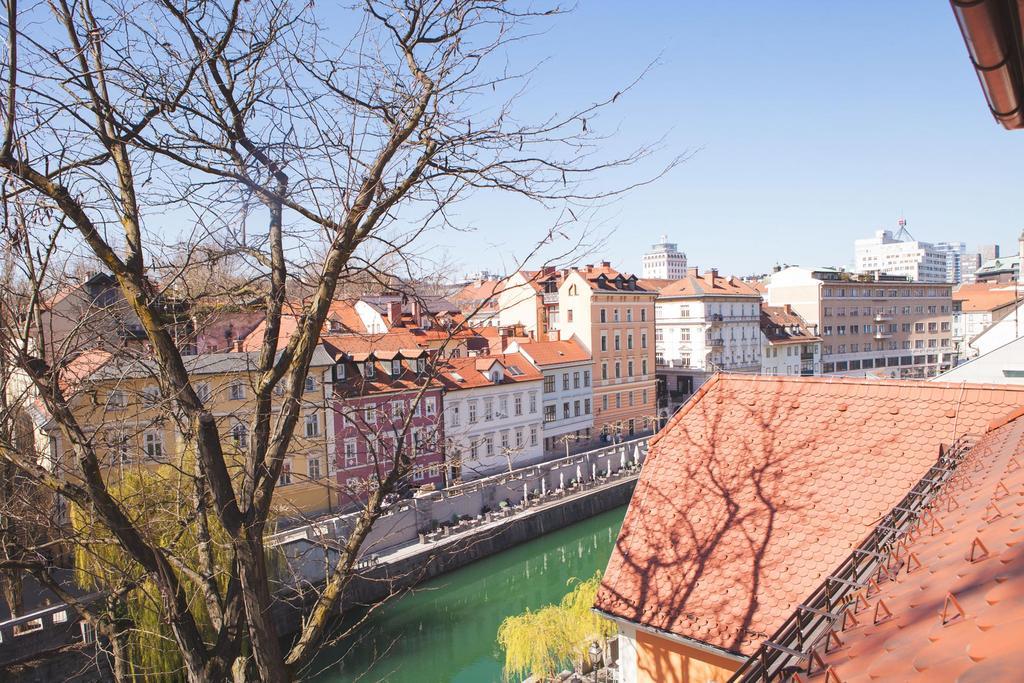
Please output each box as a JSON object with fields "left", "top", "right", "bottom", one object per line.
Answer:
{"left": 0, "top": 0, "right": 678, "bottom": 680}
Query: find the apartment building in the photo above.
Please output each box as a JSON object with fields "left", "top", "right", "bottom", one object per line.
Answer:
{"left": 60, "top": 346, "right": 337, "bottom": 516}
{"left": 974, "top": 230, "right": 1023, "bottom": 283}
{"left": 506, "top": 338, "right": 594, "bottom": 457}
{"left": 556, "top": 263, "right": 657, "bottom": 443}
{"left": 641, "top": 235, "right": 687, "bottom": 280}
{"left": 329, "top": 344, "right": 446, "bottom": 506}
{"left": 648, "top": 268, "right": 762, "bottom": 413}
{"left": 495, "top": 268, "right": 562, "bottom": 338}
{"left": 759, "top": 304, "right": 822, "bottom": 376}
{"left": 952, "top": 283, "right": 1022, "bottom": 359}
{"left": 438, "top": 353, "right": 544, "bottom": 481}
{"left": 766, "top": 266, "right": 955, "bottom": 378}
{"left": 853, "top": 226, "right": 949, "bottom": 283}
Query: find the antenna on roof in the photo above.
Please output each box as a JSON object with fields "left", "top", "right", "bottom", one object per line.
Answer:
{"left": 894, "top": 215, "right": 915, "bottom": 242}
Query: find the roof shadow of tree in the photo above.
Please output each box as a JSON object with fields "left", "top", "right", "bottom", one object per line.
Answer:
{"left": 595, "top": 378, "right": 907, "bottom": 664}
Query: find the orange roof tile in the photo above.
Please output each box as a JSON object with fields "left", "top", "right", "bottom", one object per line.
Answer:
{"left": 761, "top": 303, "right": 821, "bottom": 344}
{"left": 513, "top": 339, "right": 591, "bottom": 366}
{"left": 437, "top": 352, "right": 543, "bottom": 389}
{"left": 809, "top": 415, "right": 1024, "bottom": 682}
{"left": 657, "top": 272, "right": 761, "bottom": 298}
{"left": 953, "top": 283, "right": 1022, "bottom": 312}
{"left": 594, "top": 374, "right": 1024, "bottom": 656}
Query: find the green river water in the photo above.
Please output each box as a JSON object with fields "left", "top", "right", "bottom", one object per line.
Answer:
{"left": 307, "top": 505, "right": 627, "bottom": 683}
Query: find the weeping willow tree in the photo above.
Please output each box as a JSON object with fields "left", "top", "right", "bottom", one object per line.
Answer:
{"left": 497, "top": 572, "right": 617, "bottom": 682}
{"left": 70, "top": 457, "right": 281, "bottom": 682}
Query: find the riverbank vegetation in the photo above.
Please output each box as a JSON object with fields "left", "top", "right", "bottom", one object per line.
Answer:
{"left": 497, "top": 572, "right": 616, "bottom": 682}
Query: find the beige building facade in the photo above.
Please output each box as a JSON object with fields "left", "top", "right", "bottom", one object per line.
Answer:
{"left": 766, "top": 266, "right": 954, "bottom": 378}
{"left": 556, "top": 263, "right": 657, "bottom": 442}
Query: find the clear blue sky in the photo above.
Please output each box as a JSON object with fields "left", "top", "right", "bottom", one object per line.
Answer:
{"left": 438, "top": 1, "right": 1024, "bottom": 278}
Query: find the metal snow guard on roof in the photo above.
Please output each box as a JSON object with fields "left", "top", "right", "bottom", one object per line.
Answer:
{"left": 729, "top": 433, "right": 980, "bottom": 682}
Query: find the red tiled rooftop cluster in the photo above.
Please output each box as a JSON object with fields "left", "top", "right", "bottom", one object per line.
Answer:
{"left": 595, "top": 374, "right": 1024, "bottom": 657}
{"left": 810, "top": 413, "right": 1024, "bottom": 682}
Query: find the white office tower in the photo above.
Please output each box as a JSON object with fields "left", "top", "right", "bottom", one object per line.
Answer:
{"left": 642, "top": 235, "right": 687, "bottom": 280}
{"left": 853, "top": 220, "right": 948, "bottom": 283}
{"left": 934, "top": 241, "right": 967, "bottom": 284}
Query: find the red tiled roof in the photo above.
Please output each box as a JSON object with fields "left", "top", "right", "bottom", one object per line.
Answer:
{"left": 657, "top": 272, "right": 761, "bottom": 298}
{"left": 242, "top": 300, "right": 369, "bottom": 351}
{"left": 513, "top": 339, "right": 590, "bottom": 366}
{"left": 595, "top": 374, "right": 1024, "bottom": 656}
{"left": 760, "top": 304, "right": 821, "bottom": 344}
{"left": 812, "top": 415, "right": 1024, "bottom": 682}
{"left": 60, "top": 349, "right": 114, "bottom": 392}
{"left": 953, "top": 282, "right": 1022, "bottom": 312}
{"left": 437, "top": 352, "right": 543, "bottom": 389}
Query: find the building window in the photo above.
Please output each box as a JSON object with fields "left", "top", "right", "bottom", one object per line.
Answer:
{"left": 390, "top": 359, "right": 402, "bottom": 377}
{"left": 416, "top": 357, "right": 426, "bottom": 374}
{"left": 424, "top": 396, "right": 436, "bottom": 416}
{"left": 641, "top": 333, "right": 647, "bottom": 349}
{"left": 305, "top": 413, "right": 320, "bottom": 437}
{"left": 485, "top": 434, "right": 494, "bottom": 456}
{"left": 304, "top": 376, "right": 317, "bottom": 392}
{"left": 232, "top": 423, "right": 248, "bottom": 451}
{"left": 544, "top": 375, "right": 555, "bottom": 393}
{"left": 544, "top": 405, "right": 557, "bottom": 423}
{"left": 600, "top": 308, "right": 607, "bottom": 323}
{"left": 614, "top": 334, "right": 621, "bottom": 351}
{"left": 484, "top": 399, "right": 493, "bottom": 421}
{"left": 144, "top": 431, "right": 163, "bottom": 459}
{"left": 600, "top": 335, "right": 608, "bottom": 352}
{"left": 640, "top": 309, "right": 647, "bottom": 322}
{"left": 614, "top": 362, "right": 621, "bottom": 378}
{"left": 109, "top": 390, "right": 126, "bottom": 410}
{"left": 229, "top": 382, "right": 245, "bottom": 401}
{"left": 563, "top": 402, "right": 570, "bottom": 419}
{"left": 308, "top": 457, "right": 322, "bottom": 480}
{"left": 514, "top": 395, "right": 523, "bottom": 416}
{"left": 364, "top": 362, "right": 376, "bottom": 379}
{"left": 601, "top": 363, "right": 608, "bottom": 380}
{"left": 143, "top": 385, "right": 161, "bottom": 406}
{"left": 574, "top": 400, "right": 581, "bottom": 417}
{"left": 364, "top": 404, "right": 376, "bottom": 424}
{"left": 530, "top": 425, "right": 538, "bottom": 447}
{"left": 602, "top": 395, "right": 609, "bottom": 411}
{"left": 392, "top": 400, "right": 404, "bottom": 420}
{"left": 583, "top": 370, "right": 590, "bottom": 387}
{"left": 566, "top": 309, "right": 574, "bottom": 323}
{"left": 529, "top": 392, "right": 537, "bottom": 413}
{"left": 344, "top": 440, "right": 357, "bottom": 467}
{"left": 194, "top": 384, "right": 211, "bottom": 405}
{"left": 279, "top": 462, "right": 292, "bottom": 486}
{"left": 584, "top": 398, "right": 591, "bottom": 414}
{"left": 573, "top": 371, "right": 580, "bottom": 389}
{"left": 562, "top": 373, "right": 570, "bottom": 390}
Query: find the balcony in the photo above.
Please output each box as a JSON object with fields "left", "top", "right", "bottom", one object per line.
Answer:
{"left": 800, "top": 352, "right": 815, "bottom": 361}
{"left": 873, "top": 313, "right": 891, "bottom": 323}
{"left": 873, "top": 330, "right": 891, "bottom": 340}
{"left": 542, "top": 292, "right": 559, "bottom": 305}
{"left": 707, "top": 337, "right": 724, "bottom": 349}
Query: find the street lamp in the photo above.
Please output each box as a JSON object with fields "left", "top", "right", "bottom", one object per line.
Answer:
{"left": 589, "top": 640, "right": 603, "bottom": 682}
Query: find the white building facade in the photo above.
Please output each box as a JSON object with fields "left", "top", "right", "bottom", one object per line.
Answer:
{"left": 507, "top": 339, "right": 595, "bottom": 457}
{"left": 641, "top": 235, "right": 687, "bottom": 280}
{"left": 854, "top": 229, "right": 949, "bottom": 283}
{"left": 440, "top": 354, "right": 544, "bottom": 481}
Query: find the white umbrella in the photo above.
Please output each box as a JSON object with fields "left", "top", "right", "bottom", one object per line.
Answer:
{"left": 592, "top": 463, "right": 597, "bottom": 480}
{"left": 576, "top": 464, "right": 582, "bottom": 483}
{"left": 633, "top": 444, "right": 642, "bottom": 466}
{"left": 559, "top": 472, "right": 564, "bottom": 490}
{"left": 523, "top": 482, "right": 528, "bottom": 502}
{"left": 620, "top": 451, "right": 626, "bottom": 470}
{"left": 541, "top": 478, "right": 547, "bottom": 496}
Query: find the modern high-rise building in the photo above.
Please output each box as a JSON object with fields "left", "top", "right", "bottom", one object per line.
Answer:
{"left": 853, "top": 224, "right": 949, "bottom": 283}
{"left": 641, "top": 235, "right": 687, "bottom": 280}
{"left": 934, "top": 241, "right": 967, "bottom": 283}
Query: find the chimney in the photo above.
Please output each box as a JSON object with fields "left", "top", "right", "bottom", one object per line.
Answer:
{"left": 497, "top": 326, "right": 510, "bottom": 352}
{"left": 687, "top": 267, "right": 699, "bottom": 278}
{"left": 601, "top": 260, "right": 611, "bottom": 268}
{"left": 784, "top": 304, "right": 793, "bottom": 315}
{"left": 709, "top": 268, "right": 718, "bottom": 285}
{"left": 234, "top": 339, "right": 244, "bottom": 352}
{"left": 585, "top": 264, "right": 594, "bottom": 269}
{"left": 387, "top": 301, "right": 403, "bottom": 327}
{"left": 410, "top": 300, "right": 422, "bottom": 326}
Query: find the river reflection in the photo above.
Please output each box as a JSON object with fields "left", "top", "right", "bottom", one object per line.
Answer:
{"left": 307, "top": 506, "right": 627, "bottom": 683}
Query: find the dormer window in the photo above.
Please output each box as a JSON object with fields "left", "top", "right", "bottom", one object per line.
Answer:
{"left": 364, "top": 362, "right": 376, "bottom": 379}
{"left": 390, "top": 359, "right": 402, "bottom": 377}
{"left": 416, "top": 357, "right": 426, "bottom": 374}
{"left": 335, "top": 362, "right": 347, "bottom": 381}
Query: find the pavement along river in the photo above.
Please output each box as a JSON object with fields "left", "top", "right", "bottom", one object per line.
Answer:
{"left": 307, "top": 505, "right": 628, "bottom": 682}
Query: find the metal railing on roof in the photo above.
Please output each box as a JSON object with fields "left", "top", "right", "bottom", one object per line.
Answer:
{"left": 728, "top": 433, "right": 980, "bottom": 682}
